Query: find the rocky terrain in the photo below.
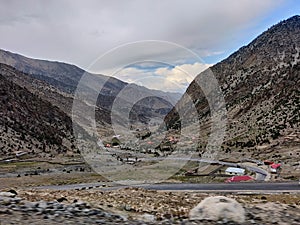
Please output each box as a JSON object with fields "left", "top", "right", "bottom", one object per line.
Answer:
{"left": 0, "top": 64, "right": 78, "bottom": 160}
{"left": 0, "top": 188, "right": 299, "bottom": 224}
{"left": 165, "top": 16, "right": 300, "bottom": 178}
{"left": 0, "top": 15, "right": 300, "bottom": 225}
{"left": 0, "top": 48, "right": 181, "bottom": 127}
{"left": 0, "top": 46, "right": 182, "bottom": 161}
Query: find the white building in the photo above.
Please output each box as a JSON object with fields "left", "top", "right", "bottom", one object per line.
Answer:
{"left": 225, "top": 167, "right": 245, "bottom": 176}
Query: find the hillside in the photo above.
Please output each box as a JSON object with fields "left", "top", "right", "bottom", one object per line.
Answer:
{"left": 165, "top": 16, "right": 300, "bottom": 175}
{"left": 0, "top": 50, "right": 181, "bottom": 118}
{"left": 0, "top": 50, "right": 181, "bottom": 136}
{"left": 0, "top": 50, "right": 87, "bottom": 93}
{"left": 0, "top": 49, "right": 182, "bottom": 161}
{"left": 0, "top": 63, "right": 77, "bottom": 159}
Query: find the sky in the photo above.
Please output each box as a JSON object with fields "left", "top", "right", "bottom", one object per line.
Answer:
{"left": 0, "top": 0, "right": 299, "bottom": 92}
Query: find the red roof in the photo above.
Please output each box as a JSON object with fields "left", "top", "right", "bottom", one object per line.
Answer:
{"left": 270, "top": 163, "right": 281, "bottom": 169}
{"left": 225, "top": 175, "right": 253, "bottom": 183}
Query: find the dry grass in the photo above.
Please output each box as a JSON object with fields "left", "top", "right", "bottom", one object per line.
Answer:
{"left": 0, "top": 172, "right": 106, "bottom": 189}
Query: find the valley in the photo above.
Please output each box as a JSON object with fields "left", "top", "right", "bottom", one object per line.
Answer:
{"left": 0, "top": 16, "right": 300, "bottom": 187}
{"left": 0, "top": 13, "right": 299, "bottom": 225}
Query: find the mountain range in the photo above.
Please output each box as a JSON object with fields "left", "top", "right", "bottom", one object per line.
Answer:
{"left": 0, "top": 48, "right": 181, "bottom": 121}
{"left": 0, "top": 15, "right": 299, "bottom": 175}
{"left": 0, "top": 48, "right": 180, "bottom": 159}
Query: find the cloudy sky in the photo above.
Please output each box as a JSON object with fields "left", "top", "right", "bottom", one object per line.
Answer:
{"left": 0, "top": 0, "right": 299, "bottom": 92}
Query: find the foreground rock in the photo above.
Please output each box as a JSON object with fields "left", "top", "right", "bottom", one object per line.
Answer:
{"left": 0, "top": 195, "right": 128, "bottom": 225}
{"left": 1, "top": 188, "right": 300, "bottom": 224}
{"left": 0, "top": 193, "right": 247, "bottom": 224}
{"left": 189, "top": 196, "right": 245, "bottom": 223}
{"left": 0, "top": 191, "right": 17, "bottom": 198}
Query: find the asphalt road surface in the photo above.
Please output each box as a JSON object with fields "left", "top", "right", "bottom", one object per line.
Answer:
{"left": 139, "top": 182, "right": 300, "bottom": 192}
{"left": 34, "top": 182, "right": 300, "bottom": 193}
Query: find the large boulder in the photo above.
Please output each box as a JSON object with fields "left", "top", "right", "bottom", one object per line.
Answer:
{"left": 189, "top": 196, "right": 245, "bottom": 223}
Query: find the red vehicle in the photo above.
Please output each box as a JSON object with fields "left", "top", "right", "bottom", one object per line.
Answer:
{"left": 225, "top": 175, "right": 253, "bottom": 183}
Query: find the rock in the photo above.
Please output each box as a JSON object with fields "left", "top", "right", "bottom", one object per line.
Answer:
{"left": 38, "top": 201, "right": 48, "bottom": 209}
{"left": 141, "top": 213, "right": 156, "bottom": 222}
{"left": 8, "top": 189, "right": 18, "bottom": 196}
{"left": 0, "top": 191, "right": 16, "bottom": 198}
{"left": 189, "top": 196, "right": 246, "bottom": 223}
{"left": 22, "top": 201, "right": 38, "bottom": 212}
{"left": 0, "top": 196, "right": 15, "bottom": 205}
{"left": 11, "top": 197, "right": 22, "bottom": 204}
{"left": 56, "top": 203, "right": 65, "bottom": 210}
{"left": 56, "top": 197, "right": 68, "bottom": 203}
{"left": 73, "top": 200, "right": 86, "bottom": 206}
{"left": 124, "top": 204, "right": 133, "bottom": 211}
{"left": 0, "top": 208, "right": 12, "bottom": 214}
{"left": 82, "top": 208, "right": 90, "bottom": 213}
{"left": 261, "top": 196, "right": 267, "bottom": 200}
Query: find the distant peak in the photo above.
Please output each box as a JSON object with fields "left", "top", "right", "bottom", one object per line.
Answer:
{"left": 287, "top": 15, "right": 300, "bottom": 20}
{"left": 276, "top": 15, "right": 300, "bottom": 26}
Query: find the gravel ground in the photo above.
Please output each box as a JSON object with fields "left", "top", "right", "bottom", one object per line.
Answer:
{"left": 0, "top": 188, "right": 300, "bottom": 225}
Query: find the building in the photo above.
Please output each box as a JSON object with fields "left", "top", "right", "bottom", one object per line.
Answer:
{"left": 14, "top": 151, "right": 28, "bottom": 159}
{"left": 270, "top": 163, "right": 281, "bottom": 173}
{"left": 225, "top": 167, "right": 245, "bottom": 176}
{"left": 264, "top": 160, "right": 274, "bottom": 165}
{"left": 111, "top": 137, "right": 121, "bottom": 146}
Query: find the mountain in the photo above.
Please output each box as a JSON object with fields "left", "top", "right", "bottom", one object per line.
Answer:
{"left": 0, "top": 63, "right": 78, "bottom": 159}
{"left": 0, "top": 48, "right": 181, "bottom": 159}
{"left": 165, "top": 16, "right": 300, "bottom": 171}
{"left": 0, "top": 49, "right": 181, "bottom": 127}
{"left": 0, "top": 49, "right": 86, "bottom": 93}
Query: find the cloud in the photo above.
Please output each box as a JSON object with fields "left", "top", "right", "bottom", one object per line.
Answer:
{"left": 155, "top": 62, "right": 212, "bottom": 92}
{"left": 113, "top": 62, "right": 211, "bottom": 93}
{"left": 156, "top": 62, "right": 212, "bottom": 84}
{"left": 0, "top": 0, "right": 286, "bottom": 91}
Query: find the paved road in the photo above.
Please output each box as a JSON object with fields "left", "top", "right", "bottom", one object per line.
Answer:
{"left": 34, "top": 182, "right": 300, "bottom": 193}
{"left": 139, "top": 182, "right": 300, "bottom": 192}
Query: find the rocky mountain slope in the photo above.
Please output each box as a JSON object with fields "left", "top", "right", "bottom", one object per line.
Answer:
{"left": 0, "top": 49, "right": 180, "bottom": 128}
{"left": 0, "top": 49, "right": 109, "bottom": 94}
{"left": 165, "top": 16, "right": 300, "bottom": 174}
{"left": 0, "top": 63, "right": 78, "bottom": 159}
{"left": 0, "top": 49, "right": 181, "bottom": 160}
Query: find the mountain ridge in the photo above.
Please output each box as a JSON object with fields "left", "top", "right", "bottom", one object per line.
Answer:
{"left": 165, "top": 15, "right": 300, "bottom": 177}
{"left": 0, "top": 48, "right": 181, "bottom": 129}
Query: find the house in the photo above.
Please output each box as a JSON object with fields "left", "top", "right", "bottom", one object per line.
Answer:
{"left": 185, "top": 167, "right": 199, "bottom": 176}
{"left": 270, "top": 163, "right": 281, "bottom": 173}
{"left": 111, "top": 137, "right": 121, "bottom": 146}
{"left": 264, "top": 160, "right": 274, "bottom": 165}
{"left": 225, "top": 175, "right": 253, "bottom": 183}
{"left": 225, "top": 167, "right": 245, "bottom": 176}
{"left": 14, "top": 151, "right": 28, "bottom": 159}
